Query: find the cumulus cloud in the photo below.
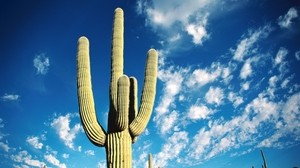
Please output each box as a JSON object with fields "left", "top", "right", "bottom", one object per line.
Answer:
{"left": 50, "top": 113, "right": 81, "bottom": 150}
{"left": 278, "top": 7, "right": 298, "bottom": 29}
{"left": 44, "top": 154, "right": 66, "bottom": 168}
{"left": 240, "top": 58, "right": 253, "bottom": 79}
{"left": 1, "top": 93, "right": 20, "bottom": 101}
{"left": 188, "top": 104, "right": 214, "bottom": 120}
{"left": 186, "top": 63, "right": 222, "bottom": 88}
{"left": 228, "top": 92, "right": 244, "bottom": 107}
{"left": 185, "top": 15, "right": 209, "bottom": 45}
{"left": 137, "top": 0, "right": 249, "bottom": 53}
{"left": 154, "top": 131, "right": 189, "bottom": 167}
{"left": 11, "top": 150, "right": 45, "bottom": 168}
{"left": 187, "top": 94, "right": 279, "bottom": 162}
{"left": 33, "top": 53, "right": 50, "bottom": 75}
{"left": 205, "top": 87, "right": 224, "bottom": 106}
{"left": 26, "top": 136, "right": 43, "bottom": 149}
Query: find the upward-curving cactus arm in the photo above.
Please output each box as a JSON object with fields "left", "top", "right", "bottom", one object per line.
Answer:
{"left": 110, "top": 8, "right": 124, "bottom": 109}
{"left": 129, "top": 49, "right": 158, "bottom": 137}
{"left": 77, "top": 36, "right": 107, "bottom": 147}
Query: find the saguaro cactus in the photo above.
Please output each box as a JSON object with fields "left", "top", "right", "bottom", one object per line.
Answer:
{"left": 77, "top": 8, "right": 158, "bottom": 168}
{"left": 260, "top": 150, "right": 268, "bottom": 168}
{"left": 148, "top": 153, "right": 152, "bottom": 168}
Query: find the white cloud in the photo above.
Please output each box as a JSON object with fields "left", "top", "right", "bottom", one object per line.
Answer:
{"left": 274, "top": 47, "right": 288, "bottom": 65}
{"left": 1, "top": 93, "right": 20, "bottom": 101}
{"left": 24, "top": 159, "right": 45, "bottom": 168}
{"left": 268, "top": 75, "right": 278, "bottom": 88}
{"left": 281, "top": 92, "right": 300, "bottom": 133}
{"left": 84, "top": 149, "right": 95, "bottom": 156}
{"left": 240, "top": 59, "right": 252, "bottom": 79}
{"left": 154, "top": 131, "right": 189, "bottom": 167}
{"left": 186, "top": 63, "right": 222, "bottom": 88}
{"left": 278, "top": 7, "right": 298, "bottom": 28}
{"left": 188, "top": 104, "right": 214, "bottom": 120}
{"left": 137, "top": 0, "right": 248, "bottom": 53}
{"left": 62, "top": 153, "right": 69, "bottom": 159}
{"left": 0, "top": 141, "right": 10, "bottom": 152}
{"left": 97, "top": 160, "right": 106, "bottom": 168}
{"left": 187, "top": 94, "right": 280, "bottom": 163}
{"left": 205, "top": 87, "right": 224, "bottom": 106}
{"left": 26, "top": 136, "right": 43, "bottom": 149}
{"left": 33, "top": 53, "right": 50, "bottom": 75}
{"left": 228, "top": 92, "right": 244, "bottom": 107}
{"left": 144, "top": 0, "right": 212, "bottom": 28}
{"left": 11, "top": 150, "right": 45, "bottom": 168}
{"left": 44, "top": 154, "right": 66, "bottom": 168}
{"left": 50, "top": 113, "right": 81, "bottom": 150}
{"left": 159, "top": 111, "right": 179, "bottom": 134}
{"left": 295, "top": 51, "right": 300, "bottom": 61}
{"left": 232, "top": 25, "right": 271, "bottom": 61}
{"left": 185, "top": 15, "right": 209, "bottom": 45}
{"left": 274, "top": 47, "right": 289, "bottom": 76}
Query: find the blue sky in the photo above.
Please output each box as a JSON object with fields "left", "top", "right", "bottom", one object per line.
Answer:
{"left": 1, "top": 0, "right": 300, "bottom": 167}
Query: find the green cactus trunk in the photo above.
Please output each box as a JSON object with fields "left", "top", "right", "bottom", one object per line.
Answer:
{"left": 148, "top": 153, "right": 152, "bottom": 168}
{"left": 106, "top": 130, "right": 132, "bottom": 167}
{"left": 77, "top": 8, "right": 158, "bottom": 168}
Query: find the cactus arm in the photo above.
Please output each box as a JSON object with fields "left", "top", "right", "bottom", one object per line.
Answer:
{"left": 110, "top": 8, "right": 124, "bottom": 109}
{"left": 260, "top": 150, "right": 268, "bottom": 168}
{"left": 129, "top": 49, "right": 158, "bottom": 137}
{"left": 115, "top": 75, "right": 130, "bottom": 131}
{"left": 77, "top": 36, "right": 106, "bottom": 147}
{"left": 129, "top": 77, "right": 138, "bottom": 124}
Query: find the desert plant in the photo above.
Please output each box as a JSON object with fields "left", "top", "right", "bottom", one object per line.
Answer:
{"left": 261, "top": 150, "right": 268, "bottom": 168}
{"left": 77, "top": 8, "right": 158, "bottom": 168}
{"left": 148, "top": 153, "right": 152, "bottom": 168}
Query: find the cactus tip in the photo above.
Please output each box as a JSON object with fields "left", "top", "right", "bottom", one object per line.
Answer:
{"left": 115, "top": 7, "right": 123, "bottom": 14}
{"left": 78, "top": 36, "right": 89, "bottom": 44}
{"left": 148, "top": 48, "right": 157, "bottom": 55}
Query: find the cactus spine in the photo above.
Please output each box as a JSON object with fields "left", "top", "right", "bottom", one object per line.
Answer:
{"left": 77, "top": 8, "right": 158, "bottom": 168}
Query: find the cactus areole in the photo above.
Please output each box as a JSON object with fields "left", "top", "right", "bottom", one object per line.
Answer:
{"left": 76, "top": 8, "right": 158, "bottom": 168}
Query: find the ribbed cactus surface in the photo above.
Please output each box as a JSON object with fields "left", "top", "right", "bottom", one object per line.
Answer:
{"left": 77, "top": 8, "right": 158, "bottom": 168}
{"left": 148, "top": 154, "right": 152, "bottom": 168}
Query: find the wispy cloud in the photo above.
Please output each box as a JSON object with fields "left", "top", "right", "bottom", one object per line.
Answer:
{"left": 11, "top": 150, "right": 46, "bottom": 168}
{"left": 137, "top": 0, "right": 248, "bottom": 53}
{"left": 50, "top": 113, "right": 81, "bottom": 150}
{"left": 278, "top": 7, "right": 298, "bottom": 29}
{"left": 150, "top": 20, "right": 300, "bottom": 166}
{"left": 153, "top": 131, "right": 189, "bottom": 167}
{"left": 1, "top": 93, "right": 20, "bottom": 101}
{"left": 231, "top": 25, "right": 272, "bottom": 62}
{"left": 84, "top": 149, "right": 95, "bottom": 156}
{"left": 33, "top": 53, "right": 50, "bottom": 75}
{"left": 44, "top": 154, "right": 66, "bottom": 168}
